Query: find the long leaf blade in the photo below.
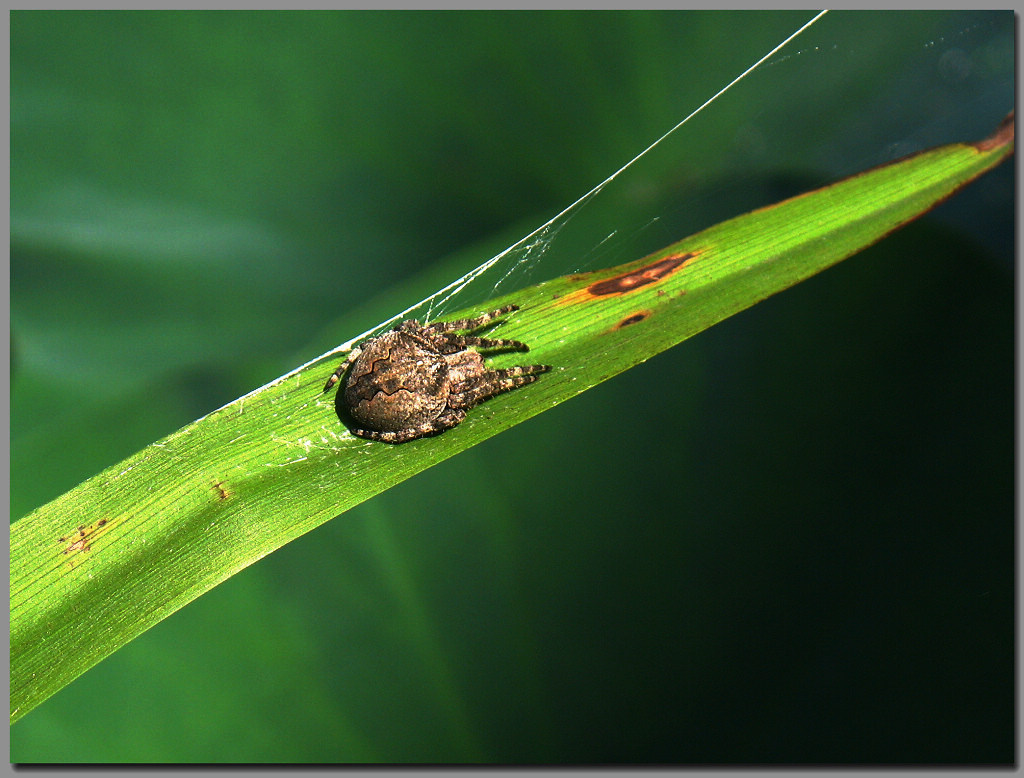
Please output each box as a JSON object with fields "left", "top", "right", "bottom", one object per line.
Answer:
{"left": 11, "top": 114, "right": 1013, "bottom": 724}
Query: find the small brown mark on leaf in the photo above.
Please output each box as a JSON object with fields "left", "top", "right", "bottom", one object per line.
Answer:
{"left": 58, "top": 519, "right": 112, "bottom": 563}
{"left": 613, "top": 310, "right": 652, "bottom": 330}
{"left": 57, "top": 525, "right": 85, "bottom": 544}
{"left": 212, "top": 480, "right": 231, "bottom": 501}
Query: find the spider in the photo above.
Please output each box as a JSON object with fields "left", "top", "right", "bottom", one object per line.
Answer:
{"left": 323, "top": 304, "right": 551, "bottom": 444}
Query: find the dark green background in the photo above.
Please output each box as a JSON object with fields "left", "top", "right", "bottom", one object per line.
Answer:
{"left": 11, "top": 11, "right": 1013, "bottom": 763}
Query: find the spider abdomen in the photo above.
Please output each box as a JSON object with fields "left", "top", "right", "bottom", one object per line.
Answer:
{"left": 342, "top": 332, "right": 451, "bottom": 431}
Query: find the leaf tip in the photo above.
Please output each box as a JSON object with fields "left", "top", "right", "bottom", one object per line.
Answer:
{"left": 973, "top": 111, "right": 1014, "bottom": 153}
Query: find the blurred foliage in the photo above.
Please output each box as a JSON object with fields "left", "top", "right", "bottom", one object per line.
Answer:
{"left": 11, "top": 10, "right": 1013, "bottom": 763}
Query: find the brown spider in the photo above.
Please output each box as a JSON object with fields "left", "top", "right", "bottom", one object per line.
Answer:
{"left": 323, "top": 304, "right": 551, "bottom": 444}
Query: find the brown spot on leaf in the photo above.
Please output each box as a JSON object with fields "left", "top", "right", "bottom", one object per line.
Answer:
{"left": 614, "top": 310, "right": 652, "bottom": 330}
{"left": 554, "top": 252, "right": 698, "bottom": 309}
{"left": 973, "top": 111, "right": 1015, "bottom": 152}
{"left": 587, "top": 253, "right": 696, "bottom": 297}
{"left": 212, "top": 480, "right": 231, "bottom": 501}
{"left": 58, "top": 519, "right": 113, "bottom": 564}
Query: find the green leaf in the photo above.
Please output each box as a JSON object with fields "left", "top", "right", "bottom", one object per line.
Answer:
{"left": 10, "top": 114, "right": 1013, "bottom": 724}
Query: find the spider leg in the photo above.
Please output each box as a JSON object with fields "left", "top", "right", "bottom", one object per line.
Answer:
{"left": 422, "top": 304, "right": 519, "bottom": 335}
{"left": 322, "top": 348, "right": 361, "bottom": 393}
{"left": 435, "top": 334, "right": 530, "bottom": 354}
{"left": 452, "top": 364, "right": 551, "bottom": 408}
{"left": 350, "top": 407, "right": 467, "bottom": 444}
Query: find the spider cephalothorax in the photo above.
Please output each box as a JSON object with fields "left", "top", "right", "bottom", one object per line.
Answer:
{"left": 323, "top": 305, "right": 550, "bottom": 443}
